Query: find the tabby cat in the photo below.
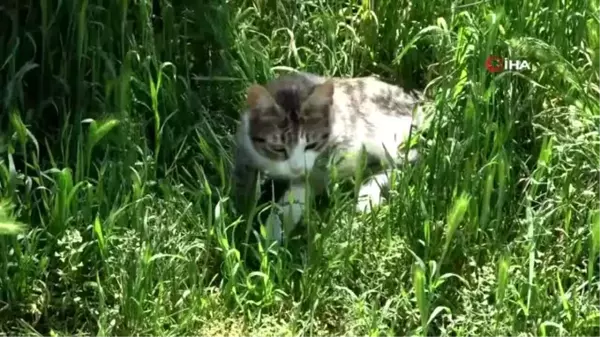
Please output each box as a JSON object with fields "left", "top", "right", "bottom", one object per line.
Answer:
{"left": 232, "top": 72, "right": 426, "bottom": 243}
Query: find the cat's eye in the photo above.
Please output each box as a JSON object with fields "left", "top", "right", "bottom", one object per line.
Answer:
{"left": 305, "top": 142, "right": 319, "bottom": 150}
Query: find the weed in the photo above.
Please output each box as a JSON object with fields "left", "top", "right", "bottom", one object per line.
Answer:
{"left": 0, "top": 0, "right": 598, "bottom": 335}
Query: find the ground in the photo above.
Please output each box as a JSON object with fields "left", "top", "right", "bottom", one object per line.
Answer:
{"left": 0, "top": 0, "right": 599, "bottom": 336}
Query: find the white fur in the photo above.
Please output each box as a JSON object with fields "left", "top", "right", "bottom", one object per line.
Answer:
{"left": 240, "top": 114, "right": 320, "bottom": 180}
{"left": 330, "top": 84, "right": 417, "bottom": 167}
{"left": 242, "top": 77, "right": 425, "bottom": 243}
{"left": 266, "top": 184, "right": 307, "bottom": 243}
{"left": 240, "top": 78, "right": 421, "bottom": 179}
{"left": 356, "top": 171, "right": 391, "bottom": 213}
{"left": 265, "top": 212, "right": 283, "bottom": 243}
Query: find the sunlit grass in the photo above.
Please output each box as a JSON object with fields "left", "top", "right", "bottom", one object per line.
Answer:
{"left": 0, "top": 0, "right": 598, "bottom": 335}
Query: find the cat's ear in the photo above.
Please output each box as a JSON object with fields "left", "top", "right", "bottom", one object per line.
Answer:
{"left": 308, "top": 79, "right": 335, "bottom": 105}
{"left": 246, "top": 84, "right": 275, "bottom": 110}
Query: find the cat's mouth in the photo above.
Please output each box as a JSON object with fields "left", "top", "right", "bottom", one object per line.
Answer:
{"left": 286, "top": 172, "right": 307, "bottom": 180}
{"left": 264, "top": 170, "right": 306, "bottom": 180}
{"left": 275, "top": 171, "right": 309, "bottom": 181}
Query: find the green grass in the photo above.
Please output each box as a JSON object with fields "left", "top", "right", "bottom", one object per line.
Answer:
{"left": 1, "top": 0, "right": 599, "bottom": 335}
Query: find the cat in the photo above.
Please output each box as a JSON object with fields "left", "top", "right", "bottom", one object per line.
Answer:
{"left": 232, "top": 71, "right": 427, "bottom": 243}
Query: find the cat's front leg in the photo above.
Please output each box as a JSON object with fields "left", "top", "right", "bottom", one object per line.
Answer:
{"left": 266, "top": 184, "right": 307, "bottom": 243}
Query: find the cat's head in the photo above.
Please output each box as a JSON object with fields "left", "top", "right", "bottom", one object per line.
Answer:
{"left": 242, "top": 77, "right": 334, "bottom": 179}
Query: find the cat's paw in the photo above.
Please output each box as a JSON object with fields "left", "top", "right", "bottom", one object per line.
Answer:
{"left": 264, "top": 201, "right": 305, "bottom": 244}
{"left": 278, "top": 184, "right": 307, "bottom": 236}
{"left": 265, "top": 212, "right": 283, "bottom": 244}
{"left": 356, "top": 197, "right": 377, "bottom": 213}
{"left": 356, "top": 180, "right": 386, "bottom": 213}
{"left": 356, "top": 195, "right": 387, "bottom": 214}
{"left": 356, "top": 173, "right": 389, "bottom": 213}
{"left": 282, "top": 202, "right": 304, "bottom": 232}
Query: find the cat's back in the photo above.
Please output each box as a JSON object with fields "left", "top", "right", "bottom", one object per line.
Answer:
{"left": 327, "top": 76, "right": 425, "bottom": 161}
{"left": 331, "top": 76, "right": 422, "bottom": 119}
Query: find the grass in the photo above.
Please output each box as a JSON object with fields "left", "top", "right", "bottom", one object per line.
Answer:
{"left": 0, "top": 0, "right": 599, "bottom": 335}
